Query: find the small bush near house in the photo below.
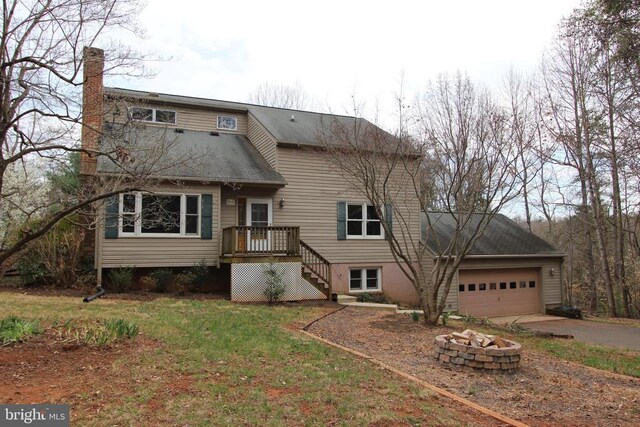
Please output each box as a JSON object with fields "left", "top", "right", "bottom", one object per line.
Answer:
{"left": 108, "top": 267, "right": 135, "bottom": 293}
{"left": 174, "top": 271, "right": 196, "bottom": 295}
{"left": 0, "top": 316, "right": 43, "bottom": 345}
{"left": 264, "top": 263, "right": 286, "bottom": 303}
{"left": 410, "top": 311, "right": 420, "bottom": 322}
{"left": 356, "top": 293, "right": 390, "bottom": 304}
{"left": 441, "top": 311, "right": 450, "bottom": 326}
{"left": 189, "top": 259, "right": 210, "bottom": 290}
{"left": 150, "top": 268, "right": 173, "bottom": 293}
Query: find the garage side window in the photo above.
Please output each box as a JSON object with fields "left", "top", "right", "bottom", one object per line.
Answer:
{"left": 529, "top": 281, "right": 536, "bottom": 288}
{"left": 459, "top": 284, "right": 465, "bottom": 292}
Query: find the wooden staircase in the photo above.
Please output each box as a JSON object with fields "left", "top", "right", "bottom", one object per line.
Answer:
{"left": 300, "top": 240, "right": 332, "bottom": 300}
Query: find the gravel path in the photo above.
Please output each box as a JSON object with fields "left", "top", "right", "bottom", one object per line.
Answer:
{"left": 307, "top": 307, "right": 640, "bottom": 427}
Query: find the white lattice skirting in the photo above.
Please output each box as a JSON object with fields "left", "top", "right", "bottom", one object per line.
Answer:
{"left": 230, "top": 262, "right": 326, "bottom": 302}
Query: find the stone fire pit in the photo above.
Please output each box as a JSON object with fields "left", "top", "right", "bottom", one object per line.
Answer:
{"left": 435, "top": 330, "right": 522, "bottom": 374}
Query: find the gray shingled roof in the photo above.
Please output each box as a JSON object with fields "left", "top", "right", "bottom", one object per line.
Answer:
{"left": 104, "top": 87, "right": 381, "bottom": 147}
{"left": 248, "top": 105, "right": 377, "bottom": 146}
{"left": 421, "top": 212, "right": 564, "bottom": 257}
{"left": 97, "top": 126, "right": 286, "bottom": 185}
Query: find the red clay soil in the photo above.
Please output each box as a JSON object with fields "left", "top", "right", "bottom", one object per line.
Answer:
{"left": 307, "top": 307, "right": 640, "bottom": 427}
{"left": 0, "top": 322, "right": 501, "bottom": 426}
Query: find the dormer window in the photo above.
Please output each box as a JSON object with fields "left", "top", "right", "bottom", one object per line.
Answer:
{"left": 130, "top": 107, "right": 176, "bottom": 124}
{"left": 217, "top": 115, "right": 237, "bottom": 131}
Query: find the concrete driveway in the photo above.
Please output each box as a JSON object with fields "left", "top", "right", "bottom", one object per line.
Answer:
{"left": 524, "top": 319, "right": 640, "bottom": 351}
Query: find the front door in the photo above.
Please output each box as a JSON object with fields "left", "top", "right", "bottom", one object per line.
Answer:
{"left": 246, "top": 198, "right": 272, "bottom": 252}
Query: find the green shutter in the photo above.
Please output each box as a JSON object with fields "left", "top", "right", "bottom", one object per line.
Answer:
{"left": 105, "top": 195, "right": 119, "bottom": 239}
{"left": 384, "top": 203, "right": 393, "bottom": 240}
{"left": 201, "top": 194, "right": 213, "bottom": 240}
{"left": 337, "top": 201, "right": 346, "bottom": 240}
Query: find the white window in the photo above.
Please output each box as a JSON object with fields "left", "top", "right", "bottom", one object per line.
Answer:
{"left": 349, "top": 268, "right": 381, "bottom": 292}
{"left": 217, "top": 115, "right": 238, "bottom": 131}
{"left": 119, "top": 193, "right": 200, "bottom": 237}
{"left": 129, "top": 107, "right": 177, "bottom": 124}
{"left": 346, "top": 203, "right": 383, "bottom": 239}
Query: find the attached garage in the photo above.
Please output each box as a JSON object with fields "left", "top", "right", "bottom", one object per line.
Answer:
{"left": 422, "top": 212, "right": 566, "bottom": 318}
{"left": 457, "top": 267, "right": 542, "bottom": 317}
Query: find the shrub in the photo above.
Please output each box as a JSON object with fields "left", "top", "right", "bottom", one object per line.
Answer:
{"left": 108, "top": 267, "right": 135, "bottom": 292}
{"left": 0, "top": 316, "right": 43, "bottom": 345}
{"left": 356, "top": 293, "right": 390, "bottom": 304}
{"left": 16, "top": 223, "right": 90, "bottom": 288}
{"left": 441, "top": 311, "right": 450, "bottom": 326}
{"left": 150, "top": 268, "right": 173, "bottom": 293}
{"left": 264, "top": 263, "right": 286, "bottom": 303}
{"left": 189, "top": 259, "right": 210, "bottom": 286}
{"left": 174, "top": 271, "right": 196, "bottom": 295}
{"left": 411, "top": 311, "right": 420, "bottom": 322}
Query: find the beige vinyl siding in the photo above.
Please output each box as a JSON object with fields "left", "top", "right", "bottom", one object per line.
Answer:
{"left": 273, "top": 147, "right": 421, "bottom": 264}
{"left": 99, "top": 184, "right": 221, "bottom": 268}
{"left": 106, "top": 101, "right": 248, "bottom": 134}
{"left": 219, "top": 187, "right": 276, "bottom": 230}
{"left": 247, "top": 113, "right": 277, "bottom": 168}
{"left": 457, "top": 257, "right": 563, "bottom": 308}
{"left": 419, "top": 256, "right": 459, "bottom": 311}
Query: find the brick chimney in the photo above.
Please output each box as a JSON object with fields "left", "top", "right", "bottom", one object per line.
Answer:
{"left": 80, "top": 46, "right": 104, "bottom": 176}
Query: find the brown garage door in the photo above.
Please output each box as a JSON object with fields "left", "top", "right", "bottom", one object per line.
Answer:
{"left": 458, "top": 268, "right": 541, "bottom": 317}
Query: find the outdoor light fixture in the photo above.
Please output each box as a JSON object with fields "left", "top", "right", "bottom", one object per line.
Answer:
{"left": 280, "top": 198, "right": 285, "bottom": 208}
{"left": 550, "top": 268, "right": 555, "bottom": 276}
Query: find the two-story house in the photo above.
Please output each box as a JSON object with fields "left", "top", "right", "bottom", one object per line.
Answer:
{"left": 81, "top": 47, "right": 565, "bottom": 316}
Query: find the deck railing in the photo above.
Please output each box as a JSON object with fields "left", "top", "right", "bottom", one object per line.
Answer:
{"left": 300, "top": 239, "right": 332, "bottom": 296}
{"left": 222, "top": 226, "right": 300, "bottom": 256}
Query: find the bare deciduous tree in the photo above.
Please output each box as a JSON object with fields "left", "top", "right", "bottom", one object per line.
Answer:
{"left": 248, "top": 82, "right": 317, "bottom": 110}
{"left": 0, "top": 0, "right": 186, "bottom": 274}
{"left": 320, "top": 73, "right": 522, "bottom": 325}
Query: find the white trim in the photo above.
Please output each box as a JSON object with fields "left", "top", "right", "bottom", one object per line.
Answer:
{"left": 246, "top": 198, "right": 273, "bottom": 251}
{"left": 348, "top": 267, "right": 382, "bottom": 292}
{"left": 217, "top": 115, "right": 238, "bottom": 131}
{"left": 118, "top": 192, "right": 202, "bottom": 238}
{"left": 345, "top": 202, "right": 384, "bottom": 240}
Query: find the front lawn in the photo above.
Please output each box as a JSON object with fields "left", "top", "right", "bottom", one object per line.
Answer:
{"left": 0, "top": 292, "right": 486, "bottom": 426}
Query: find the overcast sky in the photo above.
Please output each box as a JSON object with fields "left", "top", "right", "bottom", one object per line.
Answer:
{"left": 109, "top": 0, "right": 583, "bottom": 118}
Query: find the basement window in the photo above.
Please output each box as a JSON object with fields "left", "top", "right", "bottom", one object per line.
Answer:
{"left": 520, "top": 281, "right": 527, "bottom": 288}
{"left": 500, "top": 282, "right": 507, "bottom": 290}
{"left": 349, "top": 268, "right": 381, "bottom": 292}
{"left": 489, "top": 283, "right": 497, "bottom": 290}
{"left": 129, "top": 107, "right": 177, "bottom": 124}
{"left": 529, "top": 281, "right": 536, "bottom": 288}
{"left": 459, "top": 284, "right": 465, "bottom": 292}
{"left": 468, "top": 284, "right": 476, "bottom": 292}
{"left": 509, "top": 282, "right": 517, "bottom": 289}
{"left": 479, "top": 283, "right": 486, "bottom": 291}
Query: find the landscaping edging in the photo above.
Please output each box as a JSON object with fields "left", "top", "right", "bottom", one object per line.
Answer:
{"left": 435, "top": 334, "right": 522, "bottom": 373}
